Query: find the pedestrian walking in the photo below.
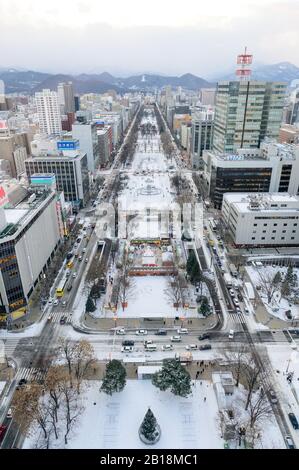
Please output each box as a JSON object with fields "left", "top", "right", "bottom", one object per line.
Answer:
{"left": 200, "top": 381, "right": 202, "bottom": 385}
{"left": 204, "top": 397, "right": 206, "bottom": 402}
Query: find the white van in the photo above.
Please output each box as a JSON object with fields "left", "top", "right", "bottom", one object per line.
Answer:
{"left": 145, "top": 343, "right": 157, "bottom": 351}
{"left": 228, "top": 329, "right": 234, "bottom": 339}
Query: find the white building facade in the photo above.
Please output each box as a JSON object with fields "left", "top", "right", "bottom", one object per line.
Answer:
{"left": 35, "top": 89, "right": 62, "bottom": 135}
{"left": 222, "top": 192, "right": 299, "bottom": 246}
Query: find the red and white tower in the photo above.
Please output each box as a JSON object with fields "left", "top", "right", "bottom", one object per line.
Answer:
{"left": 236, "top": 47, "right": 253, "bottom": 81}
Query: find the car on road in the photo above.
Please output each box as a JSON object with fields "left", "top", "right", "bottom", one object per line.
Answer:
{"left": 198, "top": 333, "right": 210, "bottom": 341}
{"left": 76, "top": 237, "right": 81, "bottom": 243}
{"left": 244, "top": 307, "right": 249, "bottom": 314}
{"left": 233, "top": 298, "right": 239, "bottom": 306}
{"left": 122, "top": 340, "right": 134, "bottom": 347}
{"left": 121, "top": 346, "right": 133, "bottom": 353}
{"left": 67, "top": 284, "right": 72, "bottom": 292}
{"left": 267, "top": 389, "right": 278, "bottom": 404}
{"left": 155, "top": 329, "right": 167, "bottom": 336}
{"left": 228, "top": 329, "right": 234, "bottom": 339}
{"left": 177, "top": 328, "right": 188, "bottom": 334}
{"left": 54, "top": 299, "right": 59, "bottom": 306}
{"left": 135, "top": 329, "right": 147, "bottom": 336}
{"left": 285, "top": 435, "right": 296, "bottom": 449}
{"left": 82, "top": 248, "right": 86, "bottom": 253}
{"left": 229, "top": 289, "right": 235, "bottom": 297}
{"left": 85, "top": 257, "right": 89, "bottom": 263}
{"left": 185, "top": 344, "right": 198, "bottom": 350}
{"left": 60, "top": 316, "right": 67, "bottom": 325}
{"left": 144, "top": 343, "right": 157, "bottom": 351}
{"left": 47, "top": 315, "right": 52, "bottom": 322}
{"left": 78, "top": 256, "right": 82, "bottom": 261}
{"left": 162, "top": 344, "right": 173, "bottom": 351}
{"left": 171, "top": 335, "right": 182, "bottom": 342}
{"left": 199, "top": 344, "right": 212, "bottom": 351}
{"left": 48, "top": 299, "right": 53, "bottom": 305}
{"left": 116, "top": 328, "right": 125, "bottom": 335}
{"left": 62, "top": 300, "right": 67, "bottom": 307}
{"left": 0, "top": 424, "right": 7, "bottom": 442}
{"left": 18, "top": 378, "right": 27, "bottom": 387}
{"left": 72, "top": 272, "right": 77, "bottom": 278}
{"left": 6, "top": 408, "right": 12, "bottom": 419}
{"left": 288, "top": 412, "right": 299, "bottom": 429}
{"left": 235, "top": 307, "right": 242, "bottom": 314}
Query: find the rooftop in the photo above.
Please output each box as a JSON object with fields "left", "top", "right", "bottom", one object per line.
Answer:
{"left": 223, "top": 192, "right": 299, "bottom": 213}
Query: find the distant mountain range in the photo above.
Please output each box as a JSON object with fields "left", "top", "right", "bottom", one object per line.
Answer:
{"left": 216, "top": 61, "right": 299, "bottom": 84}
{"left": 1, "top": 61, "right": 299, "bottom": 95}
{"left": 0, "top": 69, "right": 213, "bottom": 94}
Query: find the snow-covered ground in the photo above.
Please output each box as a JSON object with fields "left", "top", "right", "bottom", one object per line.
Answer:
{"left": 267, "top": 344, "right": 299, "bottom": 448}
{"left": 23, "top": 380, "right": 224, "bottom": 449}
{"left": 246, "top": 265, "right": 299, "bottom": 322}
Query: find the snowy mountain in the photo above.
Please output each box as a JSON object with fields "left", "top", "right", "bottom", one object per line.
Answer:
{"left": 216, "top": 62, "right": 299, "bottom": 84}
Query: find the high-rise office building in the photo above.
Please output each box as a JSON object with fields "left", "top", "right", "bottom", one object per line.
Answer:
{"left": 35, "top": 89, "right": 62, "bottom": 135}
{"left": 212, "top": 81, "right": 286, "bottom": 154}
{"left": 191, "top": 108, "right": 214, "bottom": 169}
{"left": 58, "top": 82, "right": 75, "bottom": 114}
{"left": 72, "top": 121, "right": 99, "bottom": 172}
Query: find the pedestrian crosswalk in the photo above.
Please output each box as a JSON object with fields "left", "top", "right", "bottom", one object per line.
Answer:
{"left": 2, "top": 338, "right": 20, "bottom": 357}
{"left": 15, "top": 366, "right": 47, "bottom": 384}
{"left": 49, "top": 311, "right": 73, "bottom": 324}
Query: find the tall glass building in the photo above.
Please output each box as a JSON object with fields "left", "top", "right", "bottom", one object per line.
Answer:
{"left": 212, "top": 81, "right": 287, "bottom": 154}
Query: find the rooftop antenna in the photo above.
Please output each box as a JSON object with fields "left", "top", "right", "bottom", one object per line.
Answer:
{"left": 236, "top": 46, "right": 253, "bottom": 81}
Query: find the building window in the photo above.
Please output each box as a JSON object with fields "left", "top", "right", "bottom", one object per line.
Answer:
{"left": 272, "top": 230, "right": 276, "bottom": 233}
{"left": 261, "top": 237, "right": 265, "bottom": 240}
{"left": 252, "top": 237, "right": 255, "bottom": 240}
{"left": 281, "top": 237, "right": 285, "bottom": 240}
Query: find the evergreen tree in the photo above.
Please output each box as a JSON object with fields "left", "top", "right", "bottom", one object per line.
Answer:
{"left": 200, "top": 297, "right": 210, "bottom": 316}
{"left": 273, "top": 271, "right": 282, "bottom": 286}
{"left": 186, "top": 251, "right": 201, "bottom": 284}
{"left": 152, "top": 359, "right": 192, "bottom": 397}
{"left": 101, "top": 359, "right": 126, "bottom": 395}
{"left": 85, "top": 296, "right": 96, "bottom": 313}
{"left": 90, "top": 283, "right": 101, "bottom": 299}
{"left": 140, "top": 408, "right": 159, "bottom": 442}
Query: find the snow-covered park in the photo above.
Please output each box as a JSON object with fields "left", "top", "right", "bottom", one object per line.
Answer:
{"left": 246, "top": 265, "right": 299, "bottom": 322}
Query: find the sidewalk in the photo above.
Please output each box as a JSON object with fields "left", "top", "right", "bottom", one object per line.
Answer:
{"left": 82, "top": 311, "right": 218, "bottom": 331}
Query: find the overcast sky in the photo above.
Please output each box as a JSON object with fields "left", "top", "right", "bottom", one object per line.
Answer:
{"left": 0, "top": 0, "right": 298, "bottom": 77}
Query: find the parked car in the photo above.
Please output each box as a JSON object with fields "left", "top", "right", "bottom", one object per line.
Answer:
{"left": 72, "top": 272, "right": 77, "bottom": 278}
{"left": 288, "top": 412, "right": 299, "bottom": 429}
{"left": 285, "top": 310, "right": 293, "bottom": 320}
{"left": 121, "top": 346, "right": 133, "bottom": 353}
{"left": 6, "top": 408, "right": 12, "bottom": 419}
{"left": 155, "top": 329, "right": 167, "bottom": 336}
{"left": 267, "top": 389, "right": 278, "bottom": 404}
{"left": 185, "top": 344, "right": 198, "bottom": 350}
{"left": 285, "top": 435, "right": 296, "bottom": 449}
{"left": 54, "top": 299, "right": 59, "bottom": 306}
{"left": 229, "top": 289, "right": 235, "bottom": 297}
{"left": 116, "top": 328, "right": 125, "bottom": 335}
{"left": 198, "top": 333, "right": 210, "bottom": 341}
{"left": 228, "top": 329, "right": 234, "bottom": 339}
{"left": 122, "top": 340, "right": 134, "bottom": 347}
{"left": 162, "top": 344, "right": 173, "bottom": 351}
{"left": 199, "top": 344, "right": 212, "bottom": 351}
{"left": 233, "top": 298, "right": 239, "bottom": 306}
{"left": 171, "top": 335, "right": 182, "bottom": 342}
{"left": 67, "top": 284, "right": 73, "bottom": 292}
{"left": 62, "top": 300, "right": 67, "bottom": 307}
{"left": 135, "top": 329, "right": 147, "bottom": 336}
{"left": 177, "top": 328, "right": 188, "bottom": 334}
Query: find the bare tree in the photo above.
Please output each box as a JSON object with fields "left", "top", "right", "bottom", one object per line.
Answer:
{"left": 58, "top": 337, "right": 77, "bottom": 388}
{"left": 256, "top": 269, "right": 279, "bottom": 304}
{"left": 247, "top": 389, "right": 273, "bottom": 430}
{"left": 59, "top": 379, "right": 83, "bottom": 445}
{"left": 118, "top": 262, "right": 136, "bottom": 311}
{"left": 243, "top": 360, "right": 262, "bottom": 411}
{"left": 222, "top": 343, "right": 250, "bottom": 387}
{"left": 73, "top": 340, "right": 96, "bottom": 394}
{"left": 164, "top": 276, "right": 182, "bottom": 311}
{"left": 13, "top": 383, "right": 51, "bottom": 441}
{"left": 44, "top": 365, "right": 67, "bottom": 424}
